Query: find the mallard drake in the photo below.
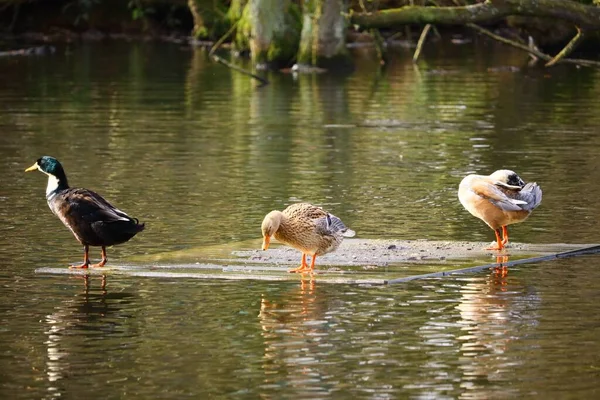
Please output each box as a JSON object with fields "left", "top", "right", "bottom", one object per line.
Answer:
{"left": 25, "top": 156, "right": 145, "bottom": 268}
{"left": 261, "top": 203, "right": 355, "bottom": 273}
{"left": 458, "top": 169, "right": 542, "bottom": 251}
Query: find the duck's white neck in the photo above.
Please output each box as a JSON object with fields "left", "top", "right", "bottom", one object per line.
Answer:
{"left": 46, "top": 174, "right": 61, "bottom": 197}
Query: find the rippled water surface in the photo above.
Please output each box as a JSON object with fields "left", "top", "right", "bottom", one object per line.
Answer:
{"left": 1, "top": 42, "right": 600, "bottom": 398}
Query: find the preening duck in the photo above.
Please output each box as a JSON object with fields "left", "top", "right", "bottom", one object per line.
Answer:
{"left": 25, "top": 156, "right": 145, "bottom": 268}
{"left": 458, "top": 169, "right": 542, "bottom": 251}
{"left": 261, "top": 203, "right": 355, "bottom": 273}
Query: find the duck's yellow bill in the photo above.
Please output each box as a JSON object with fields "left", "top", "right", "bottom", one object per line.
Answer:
{"left": 25, "top": 163, "right": 38, "bottom": 172}
{"left": 262, "top": 236, "right": 270, "bottom": 251}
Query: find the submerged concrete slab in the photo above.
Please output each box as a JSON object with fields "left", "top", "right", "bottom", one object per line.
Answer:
{"left": 34, "top": 240, "right": 600, "bottom": 285}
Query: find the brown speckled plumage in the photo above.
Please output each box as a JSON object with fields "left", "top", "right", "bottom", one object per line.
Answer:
{"left": 261, "top": 203, "right": 355, "bottom": 272}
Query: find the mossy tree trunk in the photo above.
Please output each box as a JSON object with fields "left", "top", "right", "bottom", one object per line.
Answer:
{"left": 227, "top": 0, "right": 248, "bottom": 55}
{"left": 188, "top": 0, "right": 207, "bottom": 38}
{"left": 236, "top": 0, "right": 301, "bottom": 69}
{"left": 188, "top": 0, "right": 228, "bottom": 40}
{"left": 226, "top": 0, "right": 247, "bottom": 24}
{"left": 297, "top": 0, "right": 351, "bottom": 69}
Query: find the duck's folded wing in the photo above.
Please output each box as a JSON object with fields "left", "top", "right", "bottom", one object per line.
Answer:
{"left": 65, "top": 189, "right": 133, "bottom": 223}
{"left": 470, "top": 181, "right": 527, "bottom": 212}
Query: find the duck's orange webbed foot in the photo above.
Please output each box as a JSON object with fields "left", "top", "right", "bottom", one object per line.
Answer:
{"left": 289, "top": 266, "right": 311, "bottom": 273}
{"left": 69, "top": 262, "right": 90, "bottom": 269}
{"left": 91, "top": 247, "right": 107, "bottom": 268}
{"left": 289, "top": 253, "right": 311, "bottom": 273}
{"left": 91, "top": 261, "right": 106, "bottom": 268}
{"left": 70, "top": 245, "right": 90, "bottom": 268}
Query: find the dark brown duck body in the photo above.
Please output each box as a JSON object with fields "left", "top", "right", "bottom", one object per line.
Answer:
{"left": 26, "top": 156, "right": 144, "bottom": 268}
{"left": 49, "top": 187, "right": 145, "bottom": 247}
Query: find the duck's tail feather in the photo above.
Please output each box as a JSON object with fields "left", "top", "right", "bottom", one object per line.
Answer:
{"left": 520, "top": 182, "right": 542, "bottom": 211}
{"left": 127, "top": 217, "right": 145, "bottom": 233}
{"left": 327, "top": 214, "right": 356, "bottom": 237}
{"left": 342, "top": 228, "right": 356, "bottom": 238}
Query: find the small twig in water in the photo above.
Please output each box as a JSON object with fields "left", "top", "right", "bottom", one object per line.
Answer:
{"left": 413, "top": 24, "right": 432, "bottom": 62}
{"left": 211, "top": 55, "right": 269, "bottom": 86}
{"left": 209, "top": 19, "right": 239, "bottom": 57}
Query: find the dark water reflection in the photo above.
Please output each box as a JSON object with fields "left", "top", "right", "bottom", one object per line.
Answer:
{"left": 1, "top": 42, "right": 600, "bottom": 398}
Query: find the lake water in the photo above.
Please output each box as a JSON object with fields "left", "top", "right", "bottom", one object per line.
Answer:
{"left": 1, "top": 41, "right": 600, "bottom": 398}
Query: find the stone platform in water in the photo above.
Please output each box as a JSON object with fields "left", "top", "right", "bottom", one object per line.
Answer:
{"left": 35, "top": 239, "right": 600, "bottom": 285}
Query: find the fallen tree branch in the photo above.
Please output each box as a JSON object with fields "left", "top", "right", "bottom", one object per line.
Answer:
{"left": 350, "top": 0, "right": 600, "bottom": 67}
{"left": 466, "top": 23, "right": 600, "bottom": 68}
{"left": 206, "top": 18, "right": 268, "bottom": 86}
{"left": 466, "top": 23, "right": 548, "bottom": 59}
{"left": 209, "top": 19, "right": 239, "bottom": 57}
{"left": 350, "top": 0, "right": 600, "bottom": 31}
{"left": 211, "top": 54, "right": 269, "bottom": 86}
{"left": 545, "top": 26, "right": 584, "bottom": 67}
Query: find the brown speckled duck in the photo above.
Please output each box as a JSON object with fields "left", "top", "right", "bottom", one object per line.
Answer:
{"left": 25, "top": 156, "right": 145, "bottom": 268}
{"left": 458, "top": 169, "right": 542, "bottom": 251}
{"left": 261, "top": 203, "right": 355, "bottom": 273}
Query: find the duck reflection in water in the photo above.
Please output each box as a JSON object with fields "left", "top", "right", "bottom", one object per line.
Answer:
{"left": 258, "top": 277, "right": 332, "bottom": 394}
{"left": 71, "top": 273, "right": 107, "bottom": 292}
{"left": 455, "top": 262, "right": 541, "bottom": 391}
{"left": 43, "top": 275, "right": 135, "bottom": 398}
{"left": 493, "top": 255, "right": 510, "bottom": 278}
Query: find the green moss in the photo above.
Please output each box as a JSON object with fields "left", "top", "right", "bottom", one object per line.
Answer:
{"left": 233, "top": 2, "right": 251, "bottom": 53}
{"left": 297, "top": 0, "right": 351, "bottom": 68}
{"left": 235, "top": 0, "right": 301, "bottom": 67}
{"left": 266, "top": 31, "right": 299, "bottom": 65}
{"left": 192, "top": 25, "right": 208, "bottom": 39}
{"left": 266, "top": 1, "right": 301, "bottom": 65}
{"left": 226, "top": 0, "right": 247, "bottom": 24}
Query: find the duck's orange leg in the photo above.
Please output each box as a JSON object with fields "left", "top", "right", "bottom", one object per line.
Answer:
{"left": 309, "top": 254, "right": 317, "bottom": 272}
{"left": 91, "top": 246, "right": 107, "bottom": 268}
{"left": 486, "top": 228, "right": 504, "bottom": 251}
{"left": 501, "top": 226, "right": 509, "bottom": 245}
{"left": 70, "top": 245, "right": 90, "bottom": 269}
{"left": 289, "top": 253, "right": 310, "bottom": 273}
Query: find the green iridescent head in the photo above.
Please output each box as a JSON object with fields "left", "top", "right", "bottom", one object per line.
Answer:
{"left": 25, "top": 156, "right": 69, "bottom": 191}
